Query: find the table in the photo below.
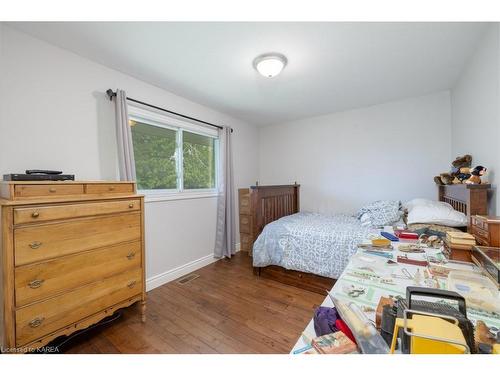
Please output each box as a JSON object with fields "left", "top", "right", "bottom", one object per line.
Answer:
{"left": 291, "top": 241, "right": 500, "bottom": 354}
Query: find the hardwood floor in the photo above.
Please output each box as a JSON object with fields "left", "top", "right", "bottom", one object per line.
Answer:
{"left": 62, "top": 252, "right": 323, "bottom": 354}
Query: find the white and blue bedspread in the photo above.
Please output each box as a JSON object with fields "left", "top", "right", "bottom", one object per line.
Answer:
{"left": 252, "top": 212, "right": 374, "bottom": 279}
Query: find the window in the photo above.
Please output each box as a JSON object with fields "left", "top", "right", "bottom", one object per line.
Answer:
{"left": 131, "top": 121, "right": 177, "bottom": 190}
{"left": 129, "top": 106, "right": 219, "bottom": 197}
{"left": 183, "top": 131, "right": 216, "bottom": 189}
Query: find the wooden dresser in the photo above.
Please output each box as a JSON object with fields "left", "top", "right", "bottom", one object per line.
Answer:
{"left": 238, "top": 188, "right": 254, "bottom": 255}
{"left": 0, "top": 181, "right": 145, "bottom": 352}
{"left": 471, "top": 215, "right": 500, "bottom": 247}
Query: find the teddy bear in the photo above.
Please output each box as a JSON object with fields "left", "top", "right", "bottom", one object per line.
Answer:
{"left": 434, "top": 154, "right": 472, "bottom": 185}
{"left": 452, "top": 167, "right": 472, "bottom": 184}
{"left": 465, "top": 166, "right": 487, "bottom": 184}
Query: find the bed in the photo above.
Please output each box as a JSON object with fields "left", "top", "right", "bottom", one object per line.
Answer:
{"left": 253, "top": 212, "right": 376, "bottom": 280}
{"left": 247, "top": 183, "right": 491, "bottom": 295}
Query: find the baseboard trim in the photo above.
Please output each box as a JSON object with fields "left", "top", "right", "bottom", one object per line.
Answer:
{"left": 146, "top": 244, "right": 242, "bottom": 291}
{"left": 146, "top": 253, "right": 217, "bottom": 291}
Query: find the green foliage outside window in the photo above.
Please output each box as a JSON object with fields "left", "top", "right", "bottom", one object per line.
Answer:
{"left": 131, "top": 119, "right": 216, "bottom": 191}
{"left": 183, "top": 131, "right": 216, "bottom": 189}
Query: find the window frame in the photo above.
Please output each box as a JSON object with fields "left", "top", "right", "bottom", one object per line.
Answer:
{"left": 128, "top": 105, "right": 220, "bottom": 201}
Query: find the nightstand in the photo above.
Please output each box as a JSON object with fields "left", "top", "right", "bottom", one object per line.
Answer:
{"left": 470, "top": 215, "right": 500, "bottom": 247}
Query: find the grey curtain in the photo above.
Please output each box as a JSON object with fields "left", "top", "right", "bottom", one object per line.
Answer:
{"left": 113, "top": 89, "right": 136, "bottom": 181}
{"left": 214, "top": 126, "right": 236, "bottom": 258}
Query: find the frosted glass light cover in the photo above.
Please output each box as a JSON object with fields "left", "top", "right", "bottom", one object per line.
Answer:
{"left": 254, "top": 54, "right": 287, "bottom": 78}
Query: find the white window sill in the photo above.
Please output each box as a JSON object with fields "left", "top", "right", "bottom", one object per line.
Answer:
{"left": 143, "top": 191, "right": 219, "bottom": 203}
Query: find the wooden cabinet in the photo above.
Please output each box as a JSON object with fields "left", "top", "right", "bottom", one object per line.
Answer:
{"left": 471, "top": 215, "right": 500, "bottom": 247}
{"left": 0, "top": 181, "right": 146, "bottom": 352}
{"left": 238, "top": 189, "right": 254, "bottom": 255}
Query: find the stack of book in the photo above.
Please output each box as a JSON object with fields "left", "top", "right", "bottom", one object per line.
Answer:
{"left": 446, "top": 232, "right": 476, "bottom": 247}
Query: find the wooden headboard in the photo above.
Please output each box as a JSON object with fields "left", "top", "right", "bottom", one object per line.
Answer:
{"left": 438, "top": 184, "right": 491, "bottom": 229}
{"left": 238, "top": 184, "right": 299, "bottom": 254}
{"left": 250, "top": 184, "right": 300, "bottom": 236}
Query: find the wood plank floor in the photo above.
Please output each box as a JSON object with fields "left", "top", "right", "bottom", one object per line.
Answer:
{"left": 62, "top": 252, "right": 323, "bottom": 353}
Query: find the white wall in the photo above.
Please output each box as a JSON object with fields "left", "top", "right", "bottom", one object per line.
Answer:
{"left": 0, "top": 26, "right": 259, "bottom": 289}
{"left": 451, "top": 24, "right": 500, "bottom": 215}
{"left": 259, "top": 91, "right": 452, "bottom": 214}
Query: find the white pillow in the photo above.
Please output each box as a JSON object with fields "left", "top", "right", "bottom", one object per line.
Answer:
{"left": 403, "top": 198, "right": 434, "bottom": 211}
{"left": 405, "top": 199, "right": 467, "bottom": 227}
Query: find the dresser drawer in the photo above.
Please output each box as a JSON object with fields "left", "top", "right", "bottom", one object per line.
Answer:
{"left": 472, "top": 226, "right": 489, "bottom": 242}
{"left": 86, "top": 183, "right": 135, "bottom": 195}
{"left": 475, "top": 235, "right": 489, "bottom": 247}
{"left": 14, "top": 199, "right": 140, "bottom": 225}
{"left": 16, "top": 268, "right": 142, "bottom": 346}
{"left": 15, "top": 241, "right": 142, "bottom": 306}
{"left": 239, "top": 215, "right": 251, "bottom": 234}
{"left": 239, "top": 191, "right": 250, "bottom": 215}
{"left": 14, "top": 212, "right": 141, "bottom": 266}
{"left": 240, "top": 233, "right": 253, "bottom": 251}
{"left": 472, "top": 217, "right": 488, "bottom": 231}
{"left": 14, "top": 184, "right": 84, "bottom": 199}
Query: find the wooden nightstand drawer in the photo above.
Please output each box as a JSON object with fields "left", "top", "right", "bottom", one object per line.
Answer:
{"left": 14, "top": 212, "right": 141, "bottom": 266}
{"left": 13, "top": 199, "right": 140, "bottom": 224}
{"left": 239, "top": 215, "right": 251, "bottom": 234}
{"left": 15, "top": 268, "right": 142, "bottom": 347}
{"left": 86, "top": 183, "right": 135, "bottom": 195}
{"left": 239, "top": 190, "right": 250, "bottom": 215}
{"left": 472, "top": 216, "right": 489, "bottom": 230}
{"left": 14, "top": 241, "right": 142, "bottom": 306}
{"left": 472, "top": 226, "right": 489, "bottom": 241}
{"left": 475, "top": 236, "right": 489, "bottom": 246}
{"left": 240, "top": 233, "right": 253, "bottom": 250}
{"left": 14, "top": 184, "right": 84, "bottom": 199}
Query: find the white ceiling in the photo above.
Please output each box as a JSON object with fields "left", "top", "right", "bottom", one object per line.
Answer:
{"left": 9, "top": 22, "right": 488, "bottom": 126}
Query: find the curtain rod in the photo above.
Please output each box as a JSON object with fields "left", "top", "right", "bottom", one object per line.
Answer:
{"left": 106, "top": 89, "right": 232, "bottom": 133}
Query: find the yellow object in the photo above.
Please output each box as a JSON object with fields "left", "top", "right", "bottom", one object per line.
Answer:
{"left": 390, "top": 313, "right": 469, "bottom": 354}
{"left": 372, "top": 238, "right": 391, "bottom": 247}
{"left": 493, "top": 344, "right": 500, "bottom": 354}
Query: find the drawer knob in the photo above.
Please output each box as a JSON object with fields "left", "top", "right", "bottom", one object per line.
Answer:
{"left": 49, "top": 188, "right": 56, "bottom": 193}
{"left": 109, "top": 186, "right": 116, "bottom": 191}
{"left": 29, "top": 317, "right": 45, "bottom": 328}
{"left": 29, "top": 241, "right": 43, "bottom": 249}
{"left": 127, "top": 281, "right": 137, "bottom": 289}
{"left": 31, "top": 212, "right": 40, "bottom": 218}
{"left": 126, "top": 252, "right": 136, "bottom": 260}
{"left": 28, "top": 279, "right": 45, "bottom": 289}
{"left": 128, "top": 203, "right": 134, "bottom": 208}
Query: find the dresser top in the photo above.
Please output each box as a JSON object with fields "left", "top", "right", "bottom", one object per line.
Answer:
{"left": 475, "top": 215, "right": 500, "bottom": 223}
{"left": 0, "top": 180, "right": 135, "bottom": 185}
{"left": 0, "top": 180, "right": 142, "bottom": 205}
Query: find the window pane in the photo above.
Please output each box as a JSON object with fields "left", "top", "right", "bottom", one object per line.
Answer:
{"left": 183, "top": 131, "right": 216, "bottom": 189}
{"left": 131, "top": 120, "right": 177, "bottom": 190}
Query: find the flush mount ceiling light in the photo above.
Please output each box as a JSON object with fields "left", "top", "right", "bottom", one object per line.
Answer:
{"left": 253, "top": 53, "right": 287, "bottom": 78}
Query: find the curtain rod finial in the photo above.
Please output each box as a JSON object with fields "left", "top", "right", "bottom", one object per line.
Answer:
{"left": 106, "top": 89, "right": 116, "bottom": 101}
